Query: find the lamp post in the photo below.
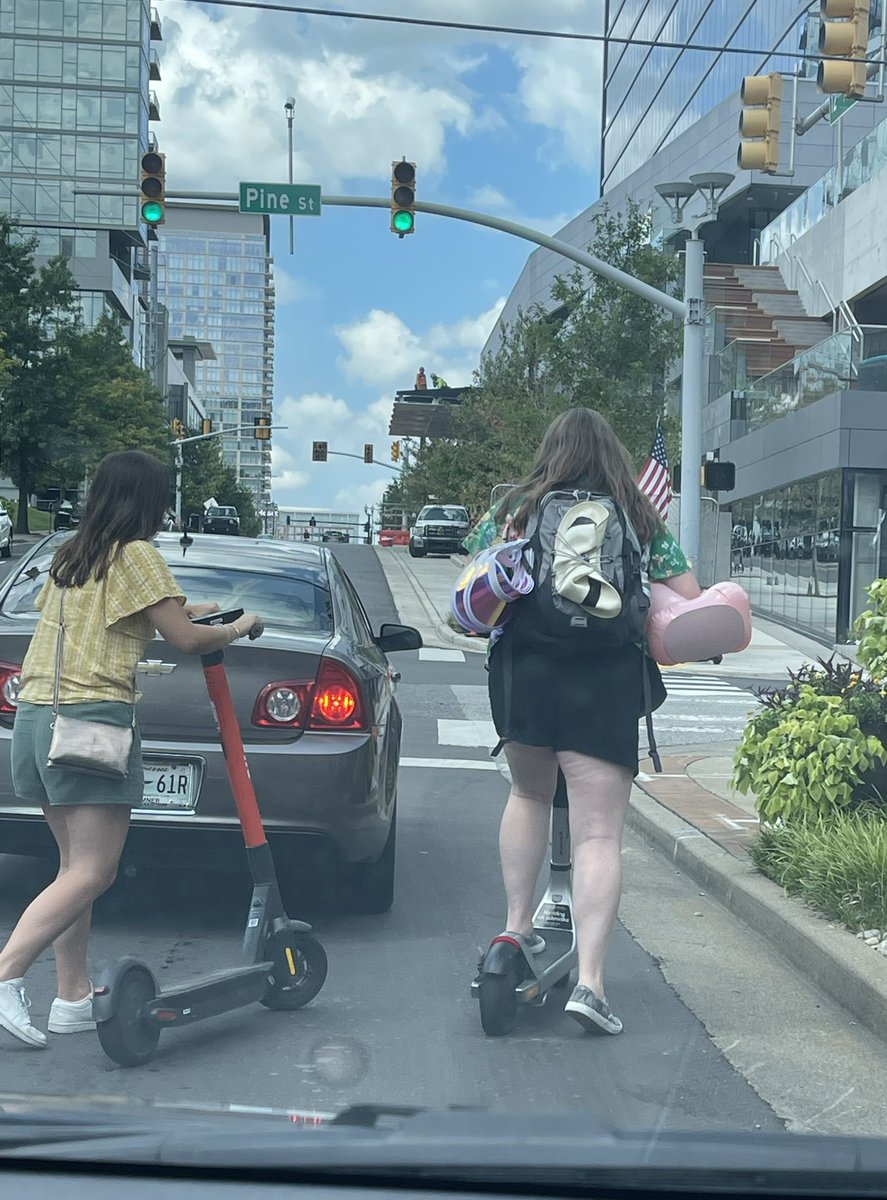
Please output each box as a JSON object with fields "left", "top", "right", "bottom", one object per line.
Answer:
{"left": 654, "top": 171, "right": 733, "bottom": 572}
{"left": 284, "top": 97, "right": 295, "bottom": 255}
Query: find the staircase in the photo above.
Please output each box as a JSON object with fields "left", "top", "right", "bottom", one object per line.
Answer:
{"left": 705, "top": 264, "right": 833, "bottom": 387}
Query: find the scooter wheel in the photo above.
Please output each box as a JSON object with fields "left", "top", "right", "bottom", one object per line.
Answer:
{"left": 478, "top": 972, "right": 518, "bottom": 1037}
{"left": 96, "top": 964, "right": 161, "bottom": 1068}
{"left": 262, "top": 931, "right": 328, "bottom": 1011}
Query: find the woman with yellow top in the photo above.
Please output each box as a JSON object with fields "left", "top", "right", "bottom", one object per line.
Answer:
{"left": 0, "top": 450, "right": 261, "bottom": 1049}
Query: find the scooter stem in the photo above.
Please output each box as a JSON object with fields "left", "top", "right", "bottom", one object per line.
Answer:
{"left": 201, "top": 652, "right": 268, "bottom": 850}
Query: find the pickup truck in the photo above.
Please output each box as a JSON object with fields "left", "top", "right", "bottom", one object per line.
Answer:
{"left": 409, "top": 504, "right": 471, "bottom": 557}
{"left": 203, "top": 505, "right": 240, "bottom": 535}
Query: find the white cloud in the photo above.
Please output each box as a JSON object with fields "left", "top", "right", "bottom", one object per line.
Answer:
{"left": 335, "top": 297, "right": 506, "bottom": 389}
{"left": 271, "top": 264, "right": 313, "bottom": 305}
{"left": 515, "top": 38, "right": 604, "bottom": 171}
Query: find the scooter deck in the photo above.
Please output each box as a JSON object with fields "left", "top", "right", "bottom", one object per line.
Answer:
{"left": 146, "top": 962, "right": 274, "bottom": 1027}
{"left": 516, "top": 929, "right": 575, "bottom": 1002}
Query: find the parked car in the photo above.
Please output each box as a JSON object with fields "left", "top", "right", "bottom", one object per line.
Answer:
{"left": 203, "top": 505, "right": 240, "bottom": 535}
{"left": 408, "top": 504, "right": 471, "bottom": 557}
{"left": 322, "top": 529, "right": 350, "bottom": 544}
{"left": 0, "top": 506, "right": 11, "bottom": 560}
{"left": 0, "top": 533, "right": 422, "bottom": 913}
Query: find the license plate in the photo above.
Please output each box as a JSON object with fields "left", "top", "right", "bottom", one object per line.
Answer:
{"left": 138, "top": 761, "right": 198, "bottom": 812}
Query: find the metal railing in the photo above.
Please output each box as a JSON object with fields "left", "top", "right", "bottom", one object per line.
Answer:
{"left": 745, "top": 324, "right": 887, "bottom": 433}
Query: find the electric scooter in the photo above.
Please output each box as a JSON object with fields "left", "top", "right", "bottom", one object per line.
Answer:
{"left": 471, "top": 770, "right": 576, "bottom": 1036}
{"left": 93, "top": 608, "right": 328, "bottom": 1067}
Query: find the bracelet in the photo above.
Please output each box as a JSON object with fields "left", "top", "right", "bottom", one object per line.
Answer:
{"left": 228, "top": 624, "right": 240, "bottom": 644}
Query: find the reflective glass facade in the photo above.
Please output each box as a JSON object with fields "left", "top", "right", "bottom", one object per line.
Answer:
{"left": 0, "top": 0, "right": 150, "bottom": 230}
{"left": 730, "top": 470, "right": 887, "bottom": 644}
{"left": 604, "top": 0, "right": 810, "bottom": 190}
{"left": 158, "top": 223, "right": 274, "bottom": 505}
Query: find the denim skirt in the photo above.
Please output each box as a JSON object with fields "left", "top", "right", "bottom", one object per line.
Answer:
{"left": 12, "top": 701, "right": 143, "bottom": 807}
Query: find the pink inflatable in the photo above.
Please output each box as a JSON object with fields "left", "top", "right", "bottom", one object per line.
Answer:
{"left": 645, "top": 581, "right": 752, "bottom": 667}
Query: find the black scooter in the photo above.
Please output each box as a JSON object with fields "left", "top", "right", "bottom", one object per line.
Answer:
{"left": 93, "top": 608, "right": 328, "bottom": 1067}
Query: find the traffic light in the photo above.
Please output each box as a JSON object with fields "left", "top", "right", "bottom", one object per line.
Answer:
{"left": 171, "top": 418, "right": 185, "bottom": 439}
{"left": 253, "top": 415, "right": 271, "bottom": 441}
{"left": 390, "top": 159, "right": 416, "bottom": 236}
{"left": 737, "top": 74, "right": 783, "bottom": 174}
{"left": 312, "top": 441, "right": 328, "bottom": 462}
{"left": 363, "top": 443, "right": 374, "bottom": 464}
{"left": 140, "top": 151, "right": 166, "bottom": 225}
{"left": 391, "top": 440, "right": 401, "bottom": 463}
{"left": 202, "top": 418, "right": 212, "bottom": 435}
{"left": 818, "top": 0, "right": 871, "bottom": 96}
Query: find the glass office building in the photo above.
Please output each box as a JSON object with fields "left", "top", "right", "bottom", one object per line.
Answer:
{"left": 157, "top": 205, "right": 274, "bottom": 506}
{"left": 0, "top": 0, "right": 157, "bottom": 344}
{"left": 603, "top": 0, "right": 812, "bottom": 191}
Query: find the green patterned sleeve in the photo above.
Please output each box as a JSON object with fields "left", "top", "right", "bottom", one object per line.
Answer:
{"left": 462, "top": 507, "right": 504, "bottom": 557}
{"left": 649, "top": 526, "right": 691, "bottom": 581}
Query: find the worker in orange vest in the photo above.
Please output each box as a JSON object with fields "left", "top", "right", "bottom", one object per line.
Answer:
{"left": 415, "top": 367, "right": 427, "bottom": 390}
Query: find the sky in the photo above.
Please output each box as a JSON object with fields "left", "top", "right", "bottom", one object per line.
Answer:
{"left": 155, "top": 0, "right": 604, "bottom": 516}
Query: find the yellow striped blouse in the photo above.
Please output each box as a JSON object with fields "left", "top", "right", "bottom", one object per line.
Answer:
{"left": 19, "top": 540, "right": 185, "bottom": 705}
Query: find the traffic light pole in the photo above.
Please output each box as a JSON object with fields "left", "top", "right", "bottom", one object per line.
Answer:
{"left": 170, "top": 423, "right": 287, "bottom": 528}
{"left": 325, "top": 449, "right": 402, "bottom": 473}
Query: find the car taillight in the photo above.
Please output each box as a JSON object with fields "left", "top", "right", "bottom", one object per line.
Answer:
{"left": 252, "top": 681, "right": 313, "bottom": 727}
{"left": 0, "top": 662, "right": 22, "bottom": 715}
{"left": 309, "top": 660, "right": 365, "bottom": 731}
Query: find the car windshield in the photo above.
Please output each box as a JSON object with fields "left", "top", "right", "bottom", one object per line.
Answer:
{"left": 209, "top": 507, "right": 236, "bottom": 517}
{"left": 2, "top": 548, "right": 332, "bottom": 632}
{"left": 420, "top": 507, "right": 468, "bottom": 522}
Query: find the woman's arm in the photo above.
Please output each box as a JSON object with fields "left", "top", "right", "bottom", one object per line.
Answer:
{"left": 147, "top": 598, "right": 261, "bottom": 655}
{"left": 660, "top": 570, "right": 703, "bottom": 600}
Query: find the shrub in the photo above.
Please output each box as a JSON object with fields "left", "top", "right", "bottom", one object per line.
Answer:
{"left": 856, "top": 577, "right": 887, "bottom": 682}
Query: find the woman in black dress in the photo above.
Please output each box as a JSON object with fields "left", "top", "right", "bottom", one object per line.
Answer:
{"left": 486, "top": 409, "right": 701, "bottom": 1035}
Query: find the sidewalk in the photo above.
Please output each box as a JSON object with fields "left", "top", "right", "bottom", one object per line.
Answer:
{"left": 377, "top": 543, "right": 887, "bottom": 1043}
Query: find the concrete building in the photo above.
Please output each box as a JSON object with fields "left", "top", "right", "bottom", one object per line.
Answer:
{"left": 156, "top": 203, "right": 275, "bottom": 507}
{"left": 0, "top": 0, "right": 161, "bottom": 354}
{"left": 486, "top": 0, "right": 887, "bottom": 645}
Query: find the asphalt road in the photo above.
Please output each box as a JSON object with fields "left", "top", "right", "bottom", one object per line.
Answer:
{"left": 2, "top": 542, "right": 887, "bottom": 1135}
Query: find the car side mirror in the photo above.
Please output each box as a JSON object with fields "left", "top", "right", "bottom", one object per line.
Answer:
{"left": 375, "top": 623, "right": 423, "bottom": 653}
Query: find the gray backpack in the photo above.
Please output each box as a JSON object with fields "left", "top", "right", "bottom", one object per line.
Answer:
{"left": 513, "top": 490, "right": 651, "bottom": 651}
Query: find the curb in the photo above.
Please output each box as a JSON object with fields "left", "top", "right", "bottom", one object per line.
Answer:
{"left": 378, "top": 547, "right": 488, "bottom": 654}
{"left": 626, "top": 786, "right": 887, "bottom": 1045}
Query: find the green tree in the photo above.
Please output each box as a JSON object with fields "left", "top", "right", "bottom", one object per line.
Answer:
{"left": 43, "top": 315, "right": 169, "bottom": 495}
{"left": 395, "top": 202, "right": 682, "bottom": 515}
{"left": 180, "top": 435, "right": 260, "bottom": 536}
{"left": 0, "top": 214, "right": 82, "bottom": 532}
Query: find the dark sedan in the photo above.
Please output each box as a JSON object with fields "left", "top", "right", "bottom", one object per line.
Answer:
{"left": 0, "top": 534, "right": 422, "bottom": 913}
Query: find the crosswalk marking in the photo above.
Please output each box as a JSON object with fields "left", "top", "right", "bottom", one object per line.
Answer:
{"left": 438, "top": 718, "right": 497, "bottom": 747}
{"left": 401, "top": 756, "right": 499, "bottom": 771}
{"left": 419, "top": 648, "right": 465, "bottom": 663}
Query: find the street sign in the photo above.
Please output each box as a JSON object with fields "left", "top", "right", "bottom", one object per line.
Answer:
{"left": 828, "top": 94, "right": 858, "bottom": 124}
{"left": 239, "top": 182, "right": 322, "bottom": 215}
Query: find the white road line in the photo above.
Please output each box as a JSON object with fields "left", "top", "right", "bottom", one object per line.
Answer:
{"left": 419, "top": 648, "right": 466, "bottom": 663}
{"left": 438, "top": 718, "right": 498, "bottom": 747}
{"left": 400, "top": 756, "right": 499, "bottom": 771}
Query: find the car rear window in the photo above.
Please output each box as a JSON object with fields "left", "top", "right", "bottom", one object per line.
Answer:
{"left": 2, "top": 550, "right": 333, "bottom": 633}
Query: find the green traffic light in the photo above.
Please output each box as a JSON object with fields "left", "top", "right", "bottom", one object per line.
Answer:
{"left": 393, "top": 209, "right": 414, "bottom": 233}
{"left": 141, "top": 200, "right": 164, "bottom": 224}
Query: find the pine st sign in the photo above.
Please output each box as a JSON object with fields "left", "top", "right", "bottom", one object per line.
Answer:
{"left": 239, "top": 182, "right": 322, "bottom": 215}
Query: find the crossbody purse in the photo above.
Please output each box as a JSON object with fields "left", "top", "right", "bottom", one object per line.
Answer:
{"left": 46, "top": 588, "right": 135, "bottom": 779}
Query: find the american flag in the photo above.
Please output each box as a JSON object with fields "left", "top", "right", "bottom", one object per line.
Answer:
{"left": 638, "top": 422, "right": 672, "bottom": 519}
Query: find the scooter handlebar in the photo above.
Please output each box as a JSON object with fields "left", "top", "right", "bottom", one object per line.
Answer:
{"left": 248, "top": 622, "right": 264, "bottom": 641}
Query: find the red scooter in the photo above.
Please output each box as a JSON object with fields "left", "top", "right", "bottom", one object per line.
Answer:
{"left": 94, "top": 608, "right": 328, "bottom": 1067}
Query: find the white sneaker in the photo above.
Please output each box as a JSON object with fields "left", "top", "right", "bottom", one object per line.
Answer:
{"left": 48, "top": 990, "right": 95, "bottom": 1034}
{"left": 0, "top": 979, "right": 47, "bottom": 1048}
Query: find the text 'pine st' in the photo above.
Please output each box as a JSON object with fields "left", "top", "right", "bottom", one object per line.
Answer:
{"left": 239, "top": 182, "right": 323, "bottom": 216}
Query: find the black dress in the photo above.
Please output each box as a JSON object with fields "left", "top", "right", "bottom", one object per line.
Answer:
{"left": 487, "top": 626, "right": 666, "bottom": 772}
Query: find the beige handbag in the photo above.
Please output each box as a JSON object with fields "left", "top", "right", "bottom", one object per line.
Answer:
{"left": 46, "top": 589, "right": 135, "bottom": 779}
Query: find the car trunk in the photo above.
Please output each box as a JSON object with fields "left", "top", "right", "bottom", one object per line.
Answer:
{"left": 0, "top": 628, "right": 331, "bottom": 745}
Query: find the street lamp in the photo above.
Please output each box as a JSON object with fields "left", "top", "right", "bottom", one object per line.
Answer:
{"left": 654, "top": 171, "right": 734, "bottom": 572}
{"left": 284, "top": 97, "right": 295, "bottom": 255}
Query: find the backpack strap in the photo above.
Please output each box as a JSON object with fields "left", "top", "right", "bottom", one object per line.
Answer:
{"left": 641, "top": 646, "right": 662, "bottom": 774}
{"left": 490, "top": 635, "right": 512, "bottom": 758}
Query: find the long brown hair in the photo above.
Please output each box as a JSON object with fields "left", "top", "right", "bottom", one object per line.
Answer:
{"left": 509, "top": 408, "right": 660, "bottom": 544}
{"left": 50, "top": 450, "right": 172, "bottom": 588}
